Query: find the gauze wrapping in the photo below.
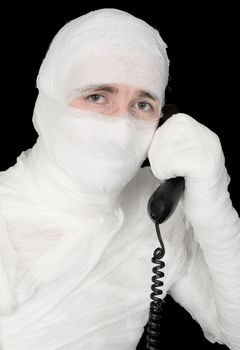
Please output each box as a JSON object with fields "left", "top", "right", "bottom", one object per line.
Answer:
{"left": 32, "top": 94, "right": 159, "bottom": 200}
{"left": 29, "top": 7, "right": 169, "bottom": 207}
{"left": 148, "top": 113, "right": 240, "bottom": 350}
{"left": 0, "top": 8, "right": 172, "bottom": 349}
{"left": 182, "top": 172, "right": 240, "bottom": 350}
{"left": 36, "top": 8, "right": 169, "bottom": 104}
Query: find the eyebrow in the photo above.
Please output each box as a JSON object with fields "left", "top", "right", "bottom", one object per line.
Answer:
{"left": 80, "top": 84, "right": 159, "bottom": 103}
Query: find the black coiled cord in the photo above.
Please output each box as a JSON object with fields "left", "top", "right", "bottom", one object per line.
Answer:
{"left": 146, "top": 222, "right": 166, "bottom": 350}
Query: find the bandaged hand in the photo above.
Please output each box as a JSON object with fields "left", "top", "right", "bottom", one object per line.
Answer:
{"left": 147, "top": 113, "right": 232, "bottom": 233}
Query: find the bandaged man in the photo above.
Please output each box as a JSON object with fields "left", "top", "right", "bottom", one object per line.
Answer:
{"left": 0, "top": 8, "right": 239, "bottom": 350}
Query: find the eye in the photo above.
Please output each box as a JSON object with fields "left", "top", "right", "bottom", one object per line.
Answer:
{"left": 87, "top": 94, "right": 106, "bottom": 103}
{"left": 135, "top": 101, "right": 153, "bottom": 112}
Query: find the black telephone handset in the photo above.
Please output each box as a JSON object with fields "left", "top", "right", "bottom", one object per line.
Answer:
{"left": 146, "top": 105, "right": 185, "bottom": 350}
{"left": 147, "top": 176, "right": 185, "bottom": 225}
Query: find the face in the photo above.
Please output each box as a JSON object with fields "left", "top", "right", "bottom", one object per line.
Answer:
{"left": 68, "top": 83, "right": 160, "bottom": 121}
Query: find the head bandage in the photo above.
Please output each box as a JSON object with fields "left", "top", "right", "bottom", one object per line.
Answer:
{"left": 31, "top": 8, "right": 170, "bottom": 202}
{"left": 36, "top": 8, "right": 169, "bottom": 105}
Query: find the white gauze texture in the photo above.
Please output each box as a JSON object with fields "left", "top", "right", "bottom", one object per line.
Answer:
{"left": 30, "top": 7, "right": 169, "bottom": 202}
{"left": 148, "top": 113, "right": 240, "bottom": 350}
{"left": 0, "top": 9, "right": 172, "bottom": 350}
{"left": 36, "top": 8, "right": 169, "bottom": 104}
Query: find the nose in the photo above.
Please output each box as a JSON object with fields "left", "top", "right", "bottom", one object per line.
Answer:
{"left": 109, "top": 99, "right": 130, "bottom": 116}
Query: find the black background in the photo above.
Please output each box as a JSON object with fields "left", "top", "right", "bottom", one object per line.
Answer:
{"left": 0, "top": 2, "right": 238, "bottom": 349}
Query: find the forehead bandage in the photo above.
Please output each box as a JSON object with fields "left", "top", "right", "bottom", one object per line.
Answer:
{"left": 37, "top": 8, "right": 169, "bottom": 105}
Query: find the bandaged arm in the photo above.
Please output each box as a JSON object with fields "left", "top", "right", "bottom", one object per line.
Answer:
{"left": 0, "top": 199, "right": 18, "bottom": 315}
{"left": 148, "top": 113, "right": 240, "bottom": 350}
{"left": 172, "top": 166, "right": 240, "bottom": 350}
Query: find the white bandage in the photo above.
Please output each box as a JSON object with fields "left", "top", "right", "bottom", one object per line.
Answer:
{"left": 32, "top": 8, "right": 170, "bottom": 198}
{"left": 36, "top": 8, "right": 169, "bottom": 104}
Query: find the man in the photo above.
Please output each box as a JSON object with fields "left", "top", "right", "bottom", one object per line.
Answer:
{"left": 0, "top": 8, "right": 239, "bottom": 350}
